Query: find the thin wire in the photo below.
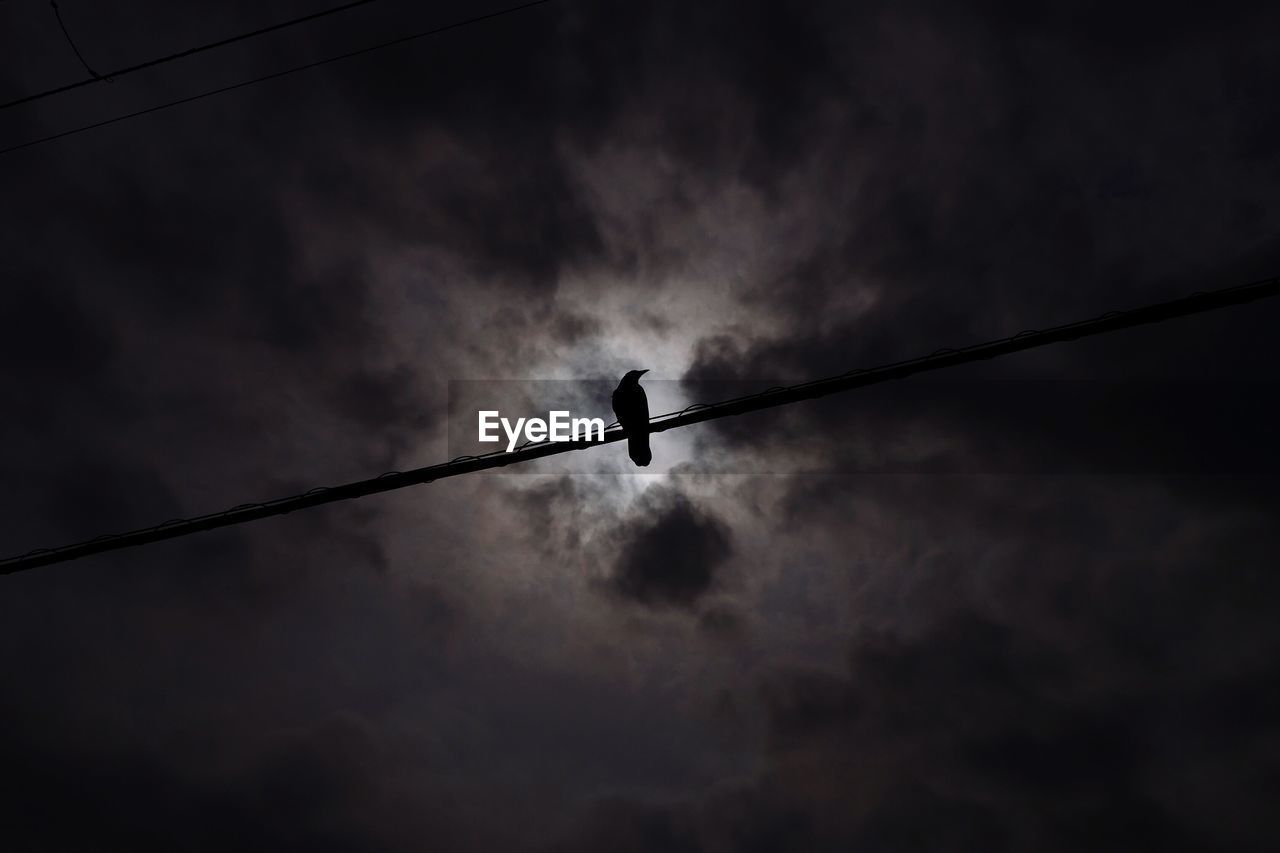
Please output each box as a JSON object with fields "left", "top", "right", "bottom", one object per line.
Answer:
{"left": 3, "top": 0, "right": 380, "bottom": 111}
{"left": 50, "top": 0, "right": 103, "bottom": 80}
{"left": 0, "top": 0, "right": 555, "bottom": 157}
{"left": 2, "top": 273, "right": 1278, "bottom": 577}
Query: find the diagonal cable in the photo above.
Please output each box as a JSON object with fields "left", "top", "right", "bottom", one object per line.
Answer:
{"left": 4, "top": 0, "right": 379, "bottom": 110}
{"left": 50, "top": 1, "right": 103, "bottom": 80}
{"left": 2, "top": 273, "right": 1278, "bottom": 576}
{"left": 0, "top": 0, "right": 554, "bottom": 156}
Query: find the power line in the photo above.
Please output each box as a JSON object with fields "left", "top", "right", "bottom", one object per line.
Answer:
{"left": 0, "top": 0, "right": 554, "bottom": 156}
{"left": 50, "top": 1, "right": 104, "bottom": 80}
{"left": 2, "top": 273, "right": 1278, "bottom": 577}
{"left": 3, "top": 0, "right": 379, "bottom": 111}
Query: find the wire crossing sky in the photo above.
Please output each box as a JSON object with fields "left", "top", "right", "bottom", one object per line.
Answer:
{"left": 3, "top": 273, "right": 1277, "bottom": 576}
{"left": 1, "top": 0, "right": 381, "bottom": 111}
{"left": 0, "top": 0, "right": 555, "bottom": 156}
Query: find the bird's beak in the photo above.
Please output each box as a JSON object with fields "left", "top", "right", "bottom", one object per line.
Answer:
{"left": 639, "top": 369, "right": 649, "bottom": 376}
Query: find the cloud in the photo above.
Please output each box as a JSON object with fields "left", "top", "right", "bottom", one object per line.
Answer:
{"left": 606, "top": 488, "right": 733, "bottom": 609}
{"left": 3, "top": 0, "right": 1280, "bottom": 850}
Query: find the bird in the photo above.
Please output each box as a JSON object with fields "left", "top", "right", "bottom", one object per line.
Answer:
{"left": 612, "top": 369, "right": 651, "bottom": 466}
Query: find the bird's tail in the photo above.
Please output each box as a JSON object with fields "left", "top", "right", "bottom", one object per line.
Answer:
{"left": 628, "top": 431, "right": 651, "bottom": 467}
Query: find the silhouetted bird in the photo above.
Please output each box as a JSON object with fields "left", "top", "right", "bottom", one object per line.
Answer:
{"left": 612, "top": 369, "right": 651, "bottom": 466}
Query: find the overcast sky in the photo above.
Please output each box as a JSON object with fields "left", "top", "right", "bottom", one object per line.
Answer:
{"left": 2, "top": 1, "right": 1279, "bottom": 850}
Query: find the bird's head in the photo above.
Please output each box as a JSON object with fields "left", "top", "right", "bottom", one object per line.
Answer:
{"left": 621, "top": 369, "right": 649, "bottom": 385}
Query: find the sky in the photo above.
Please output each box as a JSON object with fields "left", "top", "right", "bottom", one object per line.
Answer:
{"left": 1, "top": 0, "right": 1279, "bottom": 849}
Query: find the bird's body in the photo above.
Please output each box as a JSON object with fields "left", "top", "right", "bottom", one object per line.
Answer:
{"left": 612, "top": 369, "right": 651, "bottom": 466}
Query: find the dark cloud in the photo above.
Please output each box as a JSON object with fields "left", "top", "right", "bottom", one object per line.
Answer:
{"left": 749, "top": 604, "right": 1278, "bottom": 851}
{"left": 555, "top": 511, "right": 1280, "bottom": 849}
{"left": 698, "top": 604, "right": 744, "bottom": 638}
{"left": 0, "top": 705, "right": 415, "bottom": 852}
{"left": 2, "top": 0, "right": 1280, "bottom": 850}
{"left": 606, "top": 488, "right": 733, "bottom": 609}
